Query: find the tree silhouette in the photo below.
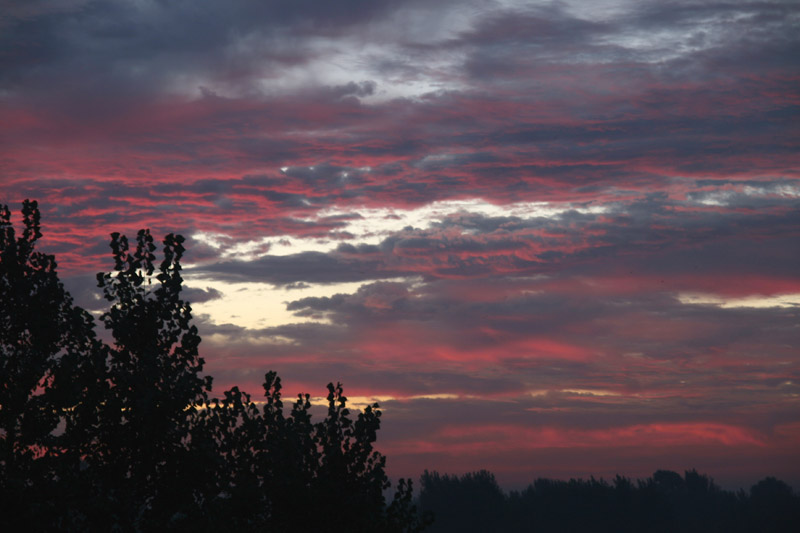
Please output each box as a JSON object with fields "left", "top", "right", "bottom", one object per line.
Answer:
{"left": 0, "top": 201, "right": 425, "bottom": 531}
{"left": 418, "top": 468, "right": 800, "bottom": 532}
{"left": 85, "top": 229, "right": 213, "bottom": 527}
{"left": 748, "top": 477, "right": 800, "bottom": 531}
{"left": 13, "top": 199, "right": 798, "bottom": 532}
{"left": 192, "top": 373, "right": 427, "bottom": 531}
{"left": 420, "top": 470, "right": 504, "bottom": 532}
{"left": 0, "top": 200, "right": 105, "bottom": 529}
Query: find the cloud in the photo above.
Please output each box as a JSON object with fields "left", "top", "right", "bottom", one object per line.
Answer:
{"left": 196, "top": 251, "right": 404, "bottom": 285}
{"left": 182, "top": 286, "right": 224, "bottom": 304}
{"left": 2, "top": 0, "right": 798, "bottom": 488}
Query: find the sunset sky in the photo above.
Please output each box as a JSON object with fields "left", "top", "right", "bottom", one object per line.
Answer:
{"left": 1, "top": 0, "right": 798, "bottom": 489}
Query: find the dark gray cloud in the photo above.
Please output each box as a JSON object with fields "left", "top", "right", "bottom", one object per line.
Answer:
{"left": 182, "top": 285, "right": 224, "bottom": 304}
{"left": 2, "top": 0, "right": 799, "bottom": 488}
{"left": 195, "top": 251, "right": 405, "bottom": 285}
{"left": 219, "top": 192, "right": 800, "bottom": 283}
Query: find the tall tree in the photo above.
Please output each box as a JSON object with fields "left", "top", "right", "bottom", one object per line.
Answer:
{"left": 92, "top": 229, "right": 212, "bottom": 527}
{"left": 0, "top": 200, "right": 104, "bottom": 528}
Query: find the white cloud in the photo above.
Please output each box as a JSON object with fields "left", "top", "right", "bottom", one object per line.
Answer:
{"left": 190, "top": 197, "right": 610, "bottom": 262}
{"left": 678, "top": 292, "right": 800, "bottom": 309}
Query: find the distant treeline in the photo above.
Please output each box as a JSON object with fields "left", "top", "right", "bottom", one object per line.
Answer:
{"left": 417, "top": 469, "right": 800, "bottom": 532}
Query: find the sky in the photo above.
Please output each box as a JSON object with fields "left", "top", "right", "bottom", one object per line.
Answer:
{"left": 1, "top": 0, "right": 798, "bottom": 489}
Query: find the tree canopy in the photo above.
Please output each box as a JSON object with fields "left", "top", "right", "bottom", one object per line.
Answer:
{"left": 0, "top": 200, "right": 425, "bottom": 532}
{"left": 418, "top": 469, "right": 800, "bottom": 532}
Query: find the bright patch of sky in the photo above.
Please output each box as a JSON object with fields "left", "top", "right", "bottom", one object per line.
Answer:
{"left": 561, "top": 388, "right": 620, "bottom": 397}
{"left": 185, "top": 276, "right": 409, "bottom": 330}
{"left": 743, "top": 184, "right": 800, "bottom": 198}
{"left": 163, "top": 0, "right": 752, "bottom": 101}
{"left": 678, "top": 292, "right": 800, "bottom": 309}
{"left": 185, "top": 198, "right": 608, "bottom": 329}
{"left": 557, "top": 0, "right": 747, "bottom": 64}
{"left": 190, "top": 198, "right": 610, "bottom": 261}
{"left": 238, "top": 392, "right": 461, "bottom": 412}
{"left": 170, "top": 7, "right": 476, "bottom": 103}
{"left": 691, "top": 183, "right": 800, "bottom": 206}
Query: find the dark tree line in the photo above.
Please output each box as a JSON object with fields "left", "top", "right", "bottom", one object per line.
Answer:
{"left": 419, "top": 469, "right": 800, "bottom": 532}
{"left": 4, "top": 200, "right": 799, "bottom": 532}
{"left": 0, "top": 201, "right": 426, "bottom": 532}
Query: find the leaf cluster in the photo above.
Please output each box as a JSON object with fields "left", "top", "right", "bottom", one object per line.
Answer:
{"left": 0, "top": 201, "right": 425, "bottom": 532}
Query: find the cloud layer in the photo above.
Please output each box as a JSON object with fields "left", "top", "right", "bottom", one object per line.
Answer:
{"left": 2, "top": 0, "right": 798, "bottom": 488}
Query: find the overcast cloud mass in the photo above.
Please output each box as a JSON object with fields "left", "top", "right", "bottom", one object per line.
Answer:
{"left": 1, "top": 0, "right": 798, "bottom": 488}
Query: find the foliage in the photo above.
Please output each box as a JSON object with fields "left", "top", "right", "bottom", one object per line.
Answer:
{"left": 91, "top": 229, "right": 213, "bottom": 526}
{"left": 0, "top": 200, "right": 105, "bottom": 528}
{"left": 419, "top": 468, "right": 800, "bottom": 533}
{"left": 192, "top": 375, "right": 421, "bottom": 531}
{"left": 0, "top": 201, "right": 424, "bottom": 532}
{"left": 419, "top": 470, "right": 503, "bottom": 531}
